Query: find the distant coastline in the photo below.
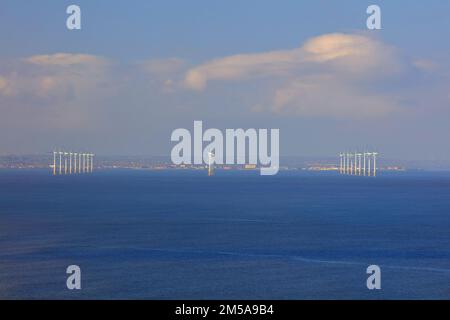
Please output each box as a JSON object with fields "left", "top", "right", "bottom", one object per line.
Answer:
{"left": 1, "top": 154, "right": 446, "bottom": 172}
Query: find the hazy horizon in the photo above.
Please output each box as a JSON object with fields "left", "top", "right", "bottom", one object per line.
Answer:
{"left": 1, "top": 1, "right": 450, "bottom": 162}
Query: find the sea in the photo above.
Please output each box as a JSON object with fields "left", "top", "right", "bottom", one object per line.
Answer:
{"left": 1, "top": 169, "right": 450, "bottom": 299}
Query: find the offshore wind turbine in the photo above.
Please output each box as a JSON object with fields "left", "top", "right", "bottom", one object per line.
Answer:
{"left": 344, "top": 153, "right": 347, "bottom": 175}
{"left": 363, "top": 152, "right": 366, "bottom": 176}
{"left": 92, "top": 154, "right": 95, "bottom": 172}
{"left": 346, "top": 152, "right": 350, "bottom": 175}
{"left": 366, "top": 152, "right": 372, "bottom": 177}
{"left": 69, "top": 152, "right": 72, "bottom": 174}
{"left": 350, "top": 153, "right": 354, "bottom": 175}
{"left": 64, "top": 152, "right": 68, "bottom": 174}
{"left": 356, "top": 153, "right": 360, "bottom": 175}
{"left": 358, "top": 153, "right": 362, "bottom": 176}
{"left": 207, "top": 151, "right": 215, "bottom": 176}
{"left": 53, "top": 151, "right": 56, "bottom": 175}
{"left": 344, "top": 153, "right": 347, "bottom": 174}
{"left": 59, "top": 151, "right": 63, "bottom": 175}
{"left": 73, "top": 153, "right": 77, "bottom": 174}
{"left": 373, "top": 152, "right": 378, "bottom": 177}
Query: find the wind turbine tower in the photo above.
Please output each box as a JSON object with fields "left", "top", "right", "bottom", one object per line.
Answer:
{"left": 59, "top": 151, "right": 63, "bottom": 175}
{"left": 64, "top": 152, "right": 68, "bottom": 174}
{"left": 88, "top": 154, "right": 94, "bottom": 172}
{"left": 348, "top": 154, "right": 351, "bottom": 175}
{"left": 53, "top": 151, "right": 56, "bottom": 175}
{"left": 73, "top": 153, "right": 77, "bottom": 174}
{"left": 69, "top": 152, "right": 72, "bottom": 174}
{"left": 357, "top": 153, "right": 362, "bottom": 176}
{"left": 208, "top": 151, "right": 215, "bottom": 176}
{"left": 373, "top": 152, "right": 378, "bottom": 177}
{"left": 363, "top": 152, "right": 366, "bottom": 176}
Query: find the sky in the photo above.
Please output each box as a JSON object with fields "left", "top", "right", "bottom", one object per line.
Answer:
{"left": 1, "top": 0, "right": 450, "bottom": 161}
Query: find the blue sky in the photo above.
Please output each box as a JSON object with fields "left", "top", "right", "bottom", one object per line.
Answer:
{"left": 1, "top": 1, "right": 450, "bottom": 161}
{"left": 3, "top": 1, "right": 450, "bottom": 60}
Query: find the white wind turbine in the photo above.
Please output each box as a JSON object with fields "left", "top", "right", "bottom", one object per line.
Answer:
{"left": 357, "top": 152, "right": 362, "bottom": 176}
{"left": 58, "top": 151, "right": 63, "bottom": 175}
{"left": 73, "top": 153, "right": 78, "bottom": 174}
{"left": 363, "top": 151, "right": 366, "bottom": 176}
{"left": 53, "top": 151, "right": 57, "bottom": 175}
{"left": 348, "top": 152, "right": 351, "bottom": 175}
{"left": 366, "top": 152, "right": 373, "bottom": 177}
{"left": 208, "top": 151, "right": 215, "bottom": 176}
{"left": 90, "top": 153, "right": 95, "bottom": 173}
{"left": 69, "top": 152, "right": 73, "bottom": 174}
{"left": 373, "top": 152, "right": 379, "bottom": 177}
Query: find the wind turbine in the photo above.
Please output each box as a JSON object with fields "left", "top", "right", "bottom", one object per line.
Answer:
{"left": 73, "top": 153, "right": 77, "bottom": 174}
{"left": 90, "top": 153, "right": 95, "bottom": 173}
{"left": 64, "top": 152, "right": 68, "bottom": 174}
{"left": 350, "top": 153, "right": 354, "bottom": 175}
{"left": 53, "top": 151, "right": 56, "bottom": 175}
{"left": 69, "top": 152, "right": 72, "bottom": 174}
{"left": 366, "top": 152, "right": 372, "bottom": 177}
{"left": 59, "top": 151, "right": 63, "bottom": 175}
{"left": 357, "top": 153, "right": 362, "bottom": 176}
{"left": 347, "top": 152, "right": 352, "bottom": 174}
{"left": 373, "top": 152, "right": 379, "bottom": 177}
{"left": 344, "top": 152, "right": 347, "bottom": 174}
{"left": 78, "top": 153, "right": 82, "bottom": 173}
{"left": 363, "top": 152, "right": 366, "bottom": 176}
{"left": 208, "top": 151, "right": 215, "bottom": 176}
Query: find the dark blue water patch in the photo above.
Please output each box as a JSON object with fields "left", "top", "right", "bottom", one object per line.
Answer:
{"left": 1, "top": 169, "right": 450, "bottom": 299}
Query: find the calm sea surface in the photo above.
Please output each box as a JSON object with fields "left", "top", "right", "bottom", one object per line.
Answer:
{"left": 1, "top": 169, "right": 450, "bottom": 299}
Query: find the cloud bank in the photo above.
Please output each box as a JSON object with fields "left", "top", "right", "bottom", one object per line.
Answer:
{"left": 183, "top": 33, "right": 404, "bottom": 117}
{"left": 1, "top": 32, "right": 449, "bottom": 155}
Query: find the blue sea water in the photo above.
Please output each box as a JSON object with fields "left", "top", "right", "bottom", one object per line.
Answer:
{"left": 1, "top": 169, "right": 450, "bottom": 299}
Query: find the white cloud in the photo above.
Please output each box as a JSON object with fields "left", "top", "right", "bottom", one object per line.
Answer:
{"left": 0, "top": 75, "right": 14, "bottom": 96}
{"left": 25, "top": 53, "right": 108, "bottom": 67}
{"left": 184, "top": 48, "right": 302, "bottom": 90}
{"left": 272, "top": 75, "right": 401, "bottom": 118}
{"left": 183, "top": 33, "right": 405, "bottom": 118}
{"left": 184, "top": 33, "right": 399, "bottom": 90}
{"left": 0, "top": 53, "right": 117, "bottom": 132}
{"left": 0, "top": 53, "right": 112, "bottom": 98}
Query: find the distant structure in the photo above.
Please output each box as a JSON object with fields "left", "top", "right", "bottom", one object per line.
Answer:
{"left": 207, "top": 151, "right": 215, "bottom": 176}
{"left": 53, "top": 150, "right": 94, "bottom": 175}
{"left": 339, "top": 152, "right": 378, "bottom": 177}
